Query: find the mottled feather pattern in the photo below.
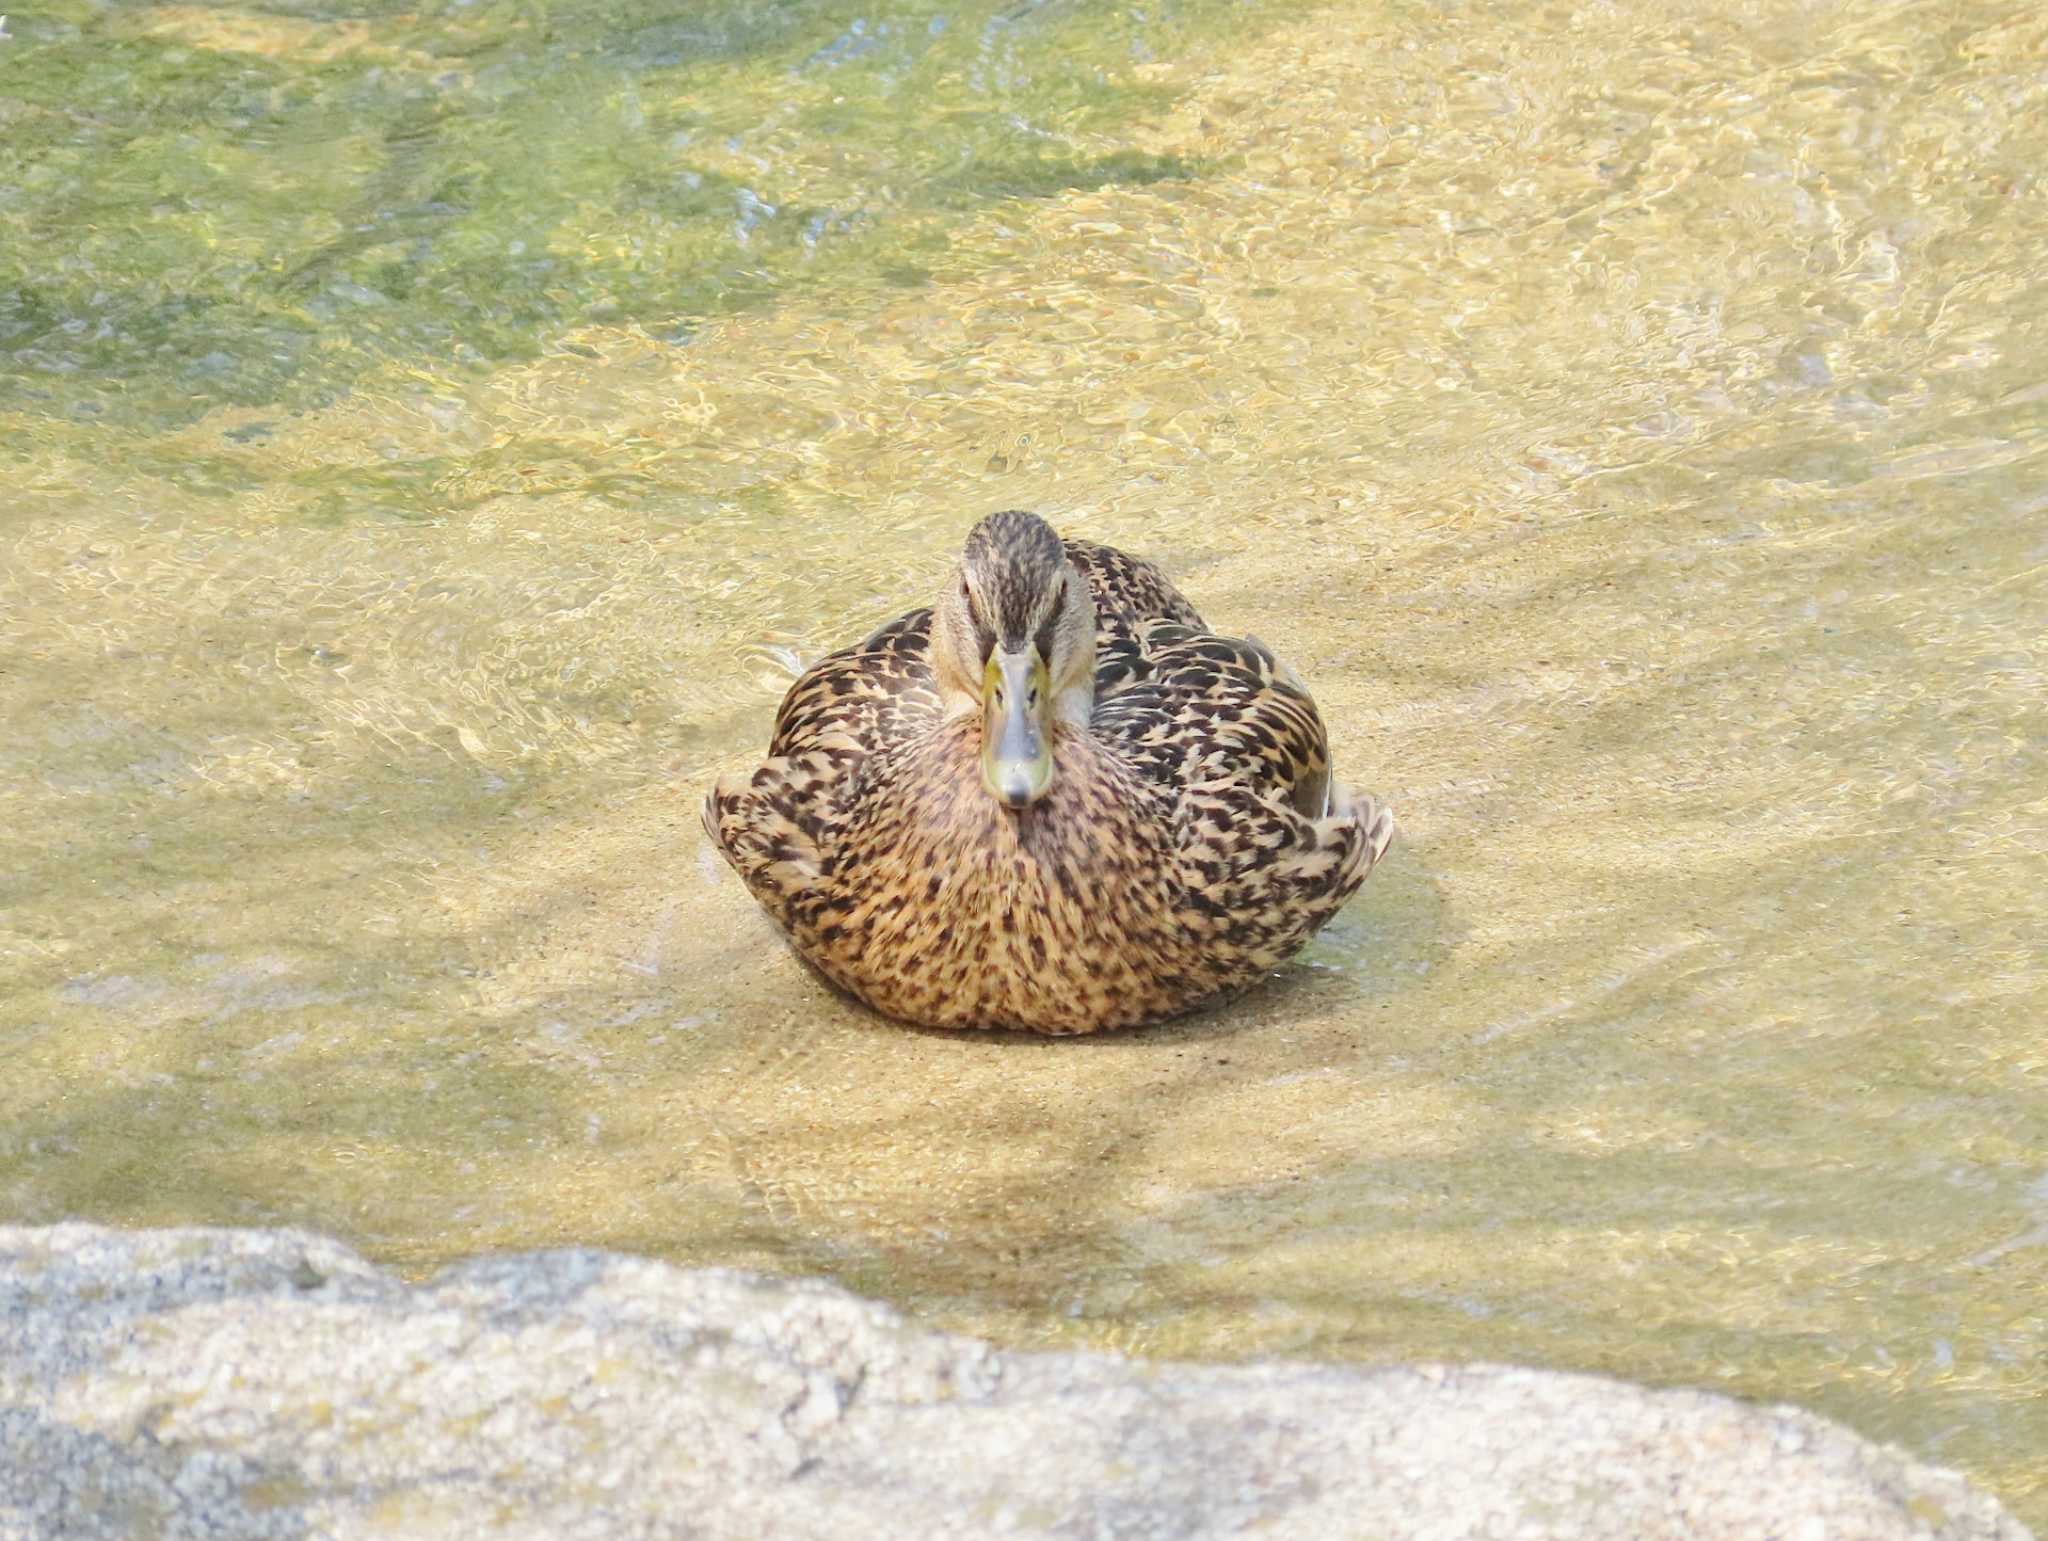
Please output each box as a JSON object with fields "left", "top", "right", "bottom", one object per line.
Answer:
{"left": 704, "top": 524, "right": 1393, "bottom": 1033}
{"left": 768, "top": 606, "right": 940, "bottom": 763}
{"left": 1064, "top": 539, "right": 1206, "bottom": 701}
{"left": 1094, "top": 625, "right": 1332, "bottom": 818}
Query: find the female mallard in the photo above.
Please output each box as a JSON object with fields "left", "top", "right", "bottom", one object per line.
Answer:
{"left": 703, "top": 510, "right": 1394, "bottom": 1033}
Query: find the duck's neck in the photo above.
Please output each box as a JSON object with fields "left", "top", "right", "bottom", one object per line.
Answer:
{"left": 1052, "top": 674, "right": 1095, "bottom": 733}
{"left": 1049, "top": 598, "right": 1098, "bottom": 731}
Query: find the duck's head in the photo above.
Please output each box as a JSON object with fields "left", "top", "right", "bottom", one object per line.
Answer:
{"left": 933, "top": 510, "right": 1097, "bottom": 810}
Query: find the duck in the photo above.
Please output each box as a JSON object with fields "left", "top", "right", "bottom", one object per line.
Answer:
{"left": 702, "top": 510, "right": 1394, "bottom": 1033}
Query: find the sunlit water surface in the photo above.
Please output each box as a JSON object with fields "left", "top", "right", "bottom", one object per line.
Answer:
{"left": 4, "top": 0, "right": 2044, "bottom": 1524}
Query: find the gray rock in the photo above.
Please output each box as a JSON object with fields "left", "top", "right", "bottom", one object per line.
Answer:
{"left": 0, "top": 1224, "right": 2028, "bottom": 1541}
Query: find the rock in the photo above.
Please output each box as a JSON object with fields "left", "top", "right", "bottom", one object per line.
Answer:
{"left": 0, "top": 1224, "right": 2028, "bottom": 1540}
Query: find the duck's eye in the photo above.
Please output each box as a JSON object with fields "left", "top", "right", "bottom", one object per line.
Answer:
{"left": 1032, "top": 597, "right": 1061, "bottom": 664}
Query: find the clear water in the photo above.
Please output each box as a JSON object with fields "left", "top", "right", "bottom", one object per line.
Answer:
{"left": 3, "top": 0, "right": 2043, "bottom": 1522}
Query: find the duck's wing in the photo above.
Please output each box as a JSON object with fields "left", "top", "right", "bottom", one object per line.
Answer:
{"left": 703, "top": 606, "right": 938, "bottom": 917}
{"left": 1093, "top": 620, "right": 1395, "bottom": 974}
{"left": 1169, "top": 779, "right": 1394, "bottom": 978}
{"left": 1063, "top": 538, "right": 1206, "bottom": 701}
{"left": 766, "top": 605, "right": 942, "bottom": 760}
{"left": 1090, "top": 625, "right": 1333, "bottom": 819}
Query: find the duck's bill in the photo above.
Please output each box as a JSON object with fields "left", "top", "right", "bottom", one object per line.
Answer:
{"left": 981, "top": 647, "right": 1054, "bottom": 808}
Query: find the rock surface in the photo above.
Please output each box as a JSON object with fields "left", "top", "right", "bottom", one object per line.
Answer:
{"left": 0, "top": 1224, "right": 2028, "bottom": 1540}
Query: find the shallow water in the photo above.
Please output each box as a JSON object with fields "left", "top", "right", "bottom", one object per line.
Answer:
{"left": 4, "top": 0, "right": 2045, "bottom": 1523}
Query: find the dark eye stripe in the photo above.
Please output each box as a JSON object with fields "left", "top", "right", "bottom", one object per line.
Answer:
{"left": 1032, "top": 596, "right": 1060, "bottom": 662}
{"left": 962, "top": 578, "right": 997, "bottom": 659}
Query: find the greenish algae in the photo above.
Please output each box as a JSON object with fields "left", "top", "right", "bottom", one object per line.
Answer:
{"left": 2, "top": 0, "right": 1250, "bottom": 460}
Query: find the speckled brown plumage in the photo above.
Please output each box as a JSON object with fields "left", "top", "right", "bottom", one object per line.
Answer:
{"left": 703, "top": 511, "right": 1394, "bottom": 1033}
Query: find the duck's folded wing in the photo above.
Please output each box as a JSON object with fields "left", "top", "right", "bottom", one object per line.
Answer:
{"left": 710, "top": 607, "right": 938, "bottom": 918}
{"left": 701, "top": 754, "right": 839, "bottom": 913}
{"left": 1092, "top": 626, "right": 1333, "bottom": 817}
{"left": 1169, "top": 782, "right": 1393, "bottom": 972}
{"left": 767, "top": 606, "right": 942, "bottom": 761}
{"left": 1064, "top": 539, "right": 1207, "bottom": 702}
